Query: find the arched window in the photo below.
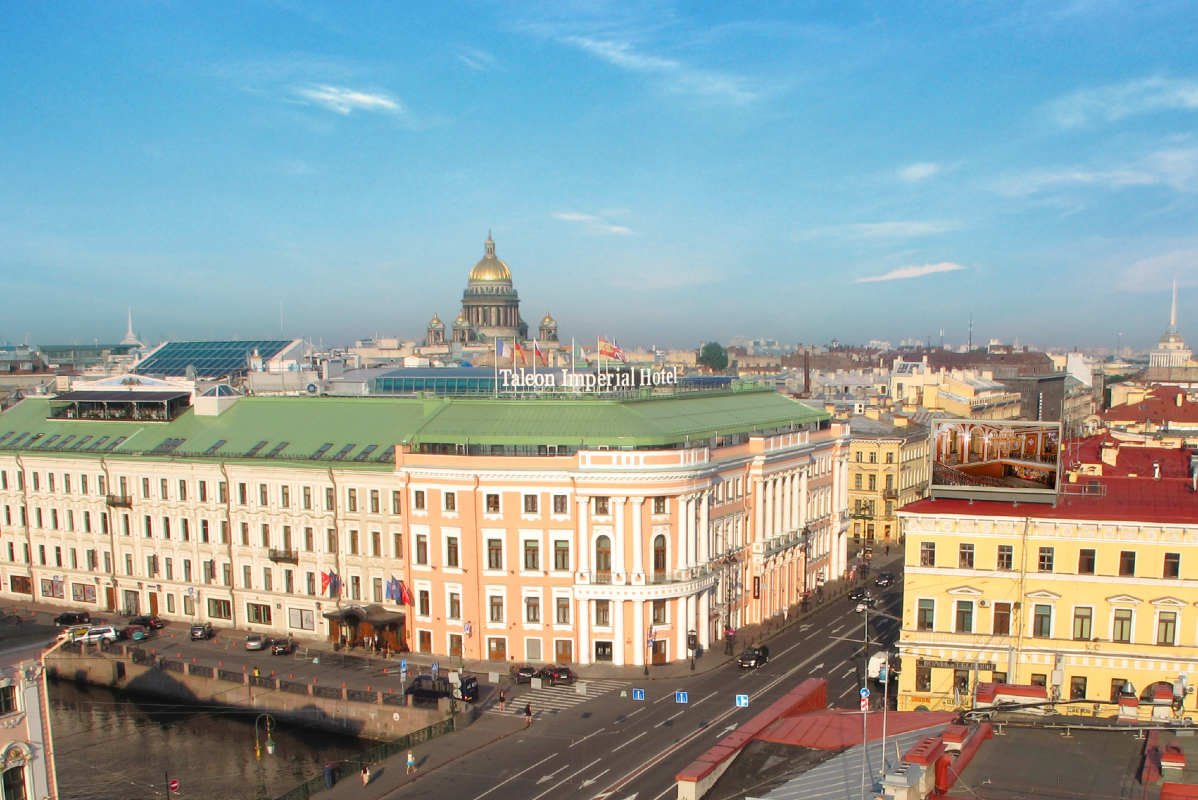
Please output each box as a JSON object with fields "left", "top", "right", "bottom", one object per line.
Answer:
{"left": 595, "top": 535, "right": 612, "bottom": 575}
{"left": 653, "top": 534, "right": 667, "bottom": 574}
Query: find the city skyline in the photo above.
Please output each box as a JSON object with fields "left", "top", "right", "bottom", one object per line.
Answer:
{"left": 3, "top": 2, "right": 1198, "bottom": 350}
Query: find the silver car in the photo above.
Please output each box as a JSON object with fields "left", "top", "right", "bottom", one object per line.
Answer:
{"left": 245, "top": 634, "right": 270, "bottom": 651}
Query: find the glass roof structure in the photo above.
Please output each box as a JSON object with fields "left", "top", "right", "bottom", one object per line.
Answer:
{"left": 135, "top": 341, "right": 294, "bottom": 379}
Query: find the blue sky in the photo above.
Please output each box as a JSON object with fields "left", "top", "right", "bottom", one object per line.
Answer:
{"left": 3, "top": 1, "right": 1197, "bottom": 352}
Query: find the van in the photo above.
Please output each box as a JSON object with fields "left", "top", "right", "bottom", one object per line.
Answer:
{"left": 405, "top": 674, "right": 480, "bottom": 703}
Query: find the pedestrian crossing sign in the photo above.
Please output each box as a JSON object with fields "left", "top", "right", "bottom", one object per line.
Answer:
{"left": 735, "top": 694, "right": 749, "bottom": 708}
{"left": 633, "top": 689, "right": 645, "bottom": 701}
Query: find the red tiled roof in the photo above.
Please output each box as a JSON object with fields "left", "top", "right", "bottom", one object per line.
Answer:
{"left": 757, "top": 710, "right": 956, "bottom": 750}
{"left": 1102, "top": 387, "right": 1198, "bottom": 425}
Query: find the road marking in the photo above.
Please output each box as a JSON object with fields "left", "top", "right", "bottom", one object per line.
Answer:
{"left": 799, "top": 624, "right": 812, "bottom": 631}
{"left": 611, "top": 731, "right": 646, "bottom": 752}
{"left": 842, "top": 666, "right": 856, "bottom": 677}
{"left": 528, "top": 758, "right": 602, "bottom": 800}
{"left": 569, "top": 727, "right": 606, "bottom": 748}
{"left": 691, "top": 691, "right": 718, "bottom": 707}
{"left": 536, "top": 765, "right": 568, "bottom": 785}
{"left": 581, "top": 769, "right": 610, "bottom": 787}
{"left": 650, "top": 786, "right": 675, "bottom": 800}
{"left": 621, "top": 707, "right": 646, "bottom": 720}
{"left": 469, "top": 754, "right": 557, "bottom": 800}
{"left": 655, "top": 710, "right": 685, "bottom": 727}
{"left": 831, "top": 624, "right": 844, "bottom": 634}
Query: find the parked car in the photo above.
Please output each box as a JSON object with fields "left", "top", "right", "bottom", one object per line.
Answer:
{"left": 538, "top": 666, "right": 577, "bottom": 686}
{"left": 122, "top": 624, "right": 151, "bottom": 641}
{"left": 190, "top": 623, "right": 213, "bottom": 641}
{"left": 509, "top": 664, "right": 539, "bottom": 684}
{"left": 848, "top": 587, "right": 867, "bottom": 602}
{"left": 405, "top": 674, "right": 480, "bottom": 703}
{"left": 129, "top": 615, "right": 166, "bottom": 630}
{"left": 54, "top": 611, "right": 91, "bottom": 627}
{"left": 855, "top": 595, "right": 878, "bottom": 613}
{"left": 64, "top": 625, "right": 91, "bottom": 642}
{"left": 82, "top": 626, "right": 119, "bottom": 645}
{"left": 271, "top": 638, "right": 296, "bottom": 655}
{"left": 874, "top": 572, "right": 895, "bottom": 588}
{"left": 737, "top": 645, "right": 769, "bottom": 669}
{"left": 245, "top": 634, "right": 270, "bottom": 651}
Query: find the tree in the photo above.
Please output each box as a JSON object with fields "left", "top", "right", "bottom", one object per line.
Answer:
{"left": 697, "top": 342, "right": 729, "bottom": 371}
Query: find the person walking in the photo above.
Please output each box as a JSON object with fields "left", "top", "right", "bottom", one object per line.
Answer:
{"left": 498, "top": 688, "right": 507, "bottom": 712}
{"left": 524, "top": 702, "right": 533, "bottom": 727}
{"left": 406, "top": 750, "right": 417, "bottom": 774}
{"left": 361, "top": 766, "right": 371, "bottom": 786}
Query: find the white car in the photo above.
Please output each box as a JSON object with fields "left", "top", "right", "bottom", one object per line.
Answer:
{"left": 82, "top": 626, "right": 119, "bottom": 644}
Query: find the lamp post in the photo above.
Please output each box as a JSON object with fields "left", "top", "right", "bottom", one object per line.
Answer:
{"left": 254, "top": 713, "right": 277, "bottom": 800}
{"left": 860, "top": 606, "right": 903, "bottom": 799}
{"left": 687, "top": 630, "right": 697, "bottom": 671}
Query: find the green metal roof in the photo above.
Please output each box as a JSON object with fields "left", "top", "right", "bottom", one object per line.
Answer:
{"left": 0, "top": 388, "right": 829, "bottom": 467}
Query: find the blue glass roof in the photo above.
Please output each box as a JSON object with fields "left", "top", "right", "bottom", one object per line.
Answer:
{"left": 135, "top": 341, "right": 293, "bottom": 378}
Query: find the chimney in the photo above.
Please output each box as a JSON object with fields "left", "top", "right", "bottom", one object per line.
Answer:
{"left": 1154, "top": 461, "right": 1161, "bottom": 481}
{"left": 1178, "top": 392, "right": 1184, "bottom": 408}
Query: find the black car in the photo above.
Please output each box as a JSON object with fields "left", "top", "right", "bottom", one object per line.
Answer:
{"left": 738, "top": 645, "right": 769, "bottom": 668}
{"left": 405, "top": 675, "right": 480, "bottom": 703}
{"left": 855, "top": 595, "right": 878, "bottom": 612}
{"left": 875, "top": 572, "right": 895, "bottom": 588}
{"left": 509, "top": 664, "right": 539, "bottom": 684}
{"left": 129, "top": 615, "right": 166, "bottom": 630}
{"left": 54, "top": 611, "right": 91, "bottom": 627}
{"left": 848, "top": 587, "right": 866, "bottom": 602}
{"left": 538, "top": 666, "right": 577, "bottom": 686}
{"left": 271, "top": 638, "right": 296, "bottom": 655}
{"left": 189, "top": 623, "right": 213, "bottom": 640}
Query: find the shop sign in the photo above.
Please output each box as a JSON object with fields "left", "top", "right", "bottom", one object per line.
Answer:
{"left": 917, "top": 658, "right": 997, "bottom": 671}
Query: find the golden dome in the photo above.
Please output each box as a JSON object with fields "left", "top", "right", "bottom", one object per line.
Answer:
{"left": 541, "top": 312, "right": 556, "bottom": 326}
{"left": 468, "top": 234, "right": 512, "bottom": 282}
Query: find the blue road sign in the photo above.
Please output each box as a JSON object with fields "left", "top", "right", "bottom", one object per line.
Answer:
{"left": 432, "top": 662, "right": 439, "bottom": 677}
{"left": 632, "top": 688, "right": 646, "bottom": 701}
{"left": 860, "top": 687, "right": 870, "bottom": 698}
{"left": 735, "top": 694, "right": 749, "bottom": 708}
{"left": 676, "top": 691, "right": 688, "bottom": 704}
{"left": 400, "top": 659, "right": 408, "bottom": 671}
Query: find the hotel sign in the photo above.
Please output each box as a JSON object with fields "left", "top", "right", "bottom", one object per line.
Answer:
{"left": 917, "top": 658, "right": 997, "bottom": 672}
{"left": 499, "top": 366, "right": 679, "bottom": 392}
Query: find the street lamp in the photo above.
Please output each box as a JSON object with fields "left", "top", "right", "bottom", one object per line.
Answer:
{"left": 687, "top": 630, "right": 698, "bottom": 671}
{"left": 254, "top": 713, "right": 277, "bottom": 800}
{"left": 859, "top": 604, "right": 903, "bottom": 800}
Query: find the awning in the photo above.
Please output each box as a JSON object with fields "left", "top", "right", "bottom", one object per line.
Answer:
{"left": 322, "top": 604, "right": 405, "bottom": 625}
{"left": 51, "top": 390, "right": 190, "bottom": 402}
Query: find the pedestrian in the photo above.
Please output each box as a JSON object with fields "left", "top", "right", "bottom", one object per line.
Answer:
{"left": 323, "top": 763, "right": 335, "bottom": 789}
{"left": 524, "top": 702, "right": 533, "bottom": 726}
{"left": 406, "top": 750, "right": 417, "bottom": 774}
{"left": 498, "top": 688, "right": 506, "bottom": 711}
{"left": 253, "top": 666, "right": 260, "bottom": 678}
{"left": 885, "top": 544, "right": 890, "bottom": 556}
{"left": 361, "top": 766, "right": 371, "bottom": 786}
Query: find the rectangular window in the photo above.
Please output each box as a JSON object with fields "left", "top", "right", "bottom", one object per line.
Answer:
{"left": 414, "top": 490, "right": 426, "bottom": 510}
{"left": 555, "top": 597, "right": 570, "bottom": 624}
{"left": 198, "top": 480, "right": 206, "bottom": 502}
{"left": 993, "top": 602, "right": 1011, "bottom": 635}
{"left": 554, "top": 541, "right": 569, "bottom": 571}
{"left": 653, "top": 497, "right": 667, "bottom": 514}
{"left": 327, "top": 529, "right": 337, "bottom": 553}
{"left": 325, "top": 487, "right": 335, "bottom": 510}
{"left": 393, "top": 533, "right": 402, "bottom": 558}
{"left": 1119, "top": 551, "right": 1136, "bottom": 577}
{"left": 652, "top": 599, "right": 667, "bottom": 624}
{"left": 996, "top": 544, "right": 1013, "bottom": 570}
{"left": 261, "top": 524, "right": 270, "bottom": 548}
{"left": 854, "top": 474, "right": 862, "bottom": 490}
{"left": 415, "top": 535, "right": 428, "bottom": 565}
{"left": 391, "top": 490, "right": 401, "bottom": 514}
{"left": 289, "top": 608, "right": 315, "bottom": 630}
{"left": 219, "top": 482, "right": 227, "bottom": 503}
{"left": 485, "top": 494, "right": 499, "bottom": 513}
{"left": 1113, "top": 609, "right": 1133, "bottom": 642}
{"left": 259, "top": 484, "right": 268, "bottom": 506}
{"left": 370, "top": 489, "right": 380, "bottom": 514}
{"left": 1033, "top": 604, "right": 1052, "bottom": 638}
{"left": 594, "top": 496, "right": 610, "bottom": 515}
{"left": 524, "top": 541, "right": 539, "bottom": 571}
{"left": 1111, "top": 679, "right": 1129, "bottom": 702}
{"left": 220, "top": 521, "right": 229, "bottom": 544}
{"left": 919, "top": 542, "right": 935, "bottom": 567}
{"left": 525, "top": 597, "right": 540, "bottom": 623}
{"left": 263, "top": 567, "right": 273, "bottom": 592}
{"left": 955, "top": 601, "right": 974, "bottom": 633}
{"left": 280, "top": 485, "right": 290, "bottom": 508}
{"left": 446, "top": 536, "right": 459, "bottom": 567}
{"left": 301, "top": 486, "right": 311, "bottom": 510}
{"left": 487, "top": 539, "right": 502, "bottom": 570}
{"left": 1070, "top": 676, "right": 1089, "bottom": 701}
{"left": 1073, "top": 607, "right": 1093, "bottom": 640}
{"left": 349, "top": 576, "right": 360, "bottom": 601}
{"left": 1158, "top": 611, "right": 1177, "bottom": 646}
{"left": 958, "top": 544, "right": 974, "bottom": 569}
{"left": 489, "top": 595, "right": 503, "bottom": 623}
{"left": 246, "top": 603, "right": 272, "bottom": 624}
{"left": 1078, "top": 549, "right": 1096, "bottom": 574}
{"left": 1038, "top": 547, "right": 1054, "bottom": 572}
{"left": 371, "top": 530, "right": 380, "bottom": 557}
{"left": 916, "top": 666, "right": 931, "bottom": 692}
{"left": 449, "top": 592, "right": 461, "bottom": 620}
{"left": 868, "top": 474, "right": 877, "bottom": 491}
{"left": 304, "top": 528, "right": 314, "bottom": 551}
{"left": 243, "top": 565, "right": 252, "bottom": 589}
{"left": 349, "top": 530, "right": 359, "bottom": 555}
{"left": 238, "top": 483, "right": 247, "bottom": 504}
{"left": 594, "top": 599, "right": 610, "bottom": 626}
{"left": 1165, "top": 552, "right": 1181, "bottom": 579}
{"left": 371, "top": 577, "right": 381, "bottom": 602}
{"left": 1030, "top": 673, "right": 1047, "bottom": 687}
{"left": 347, "top": 488, "right": 357, "bottom": 512}
{"left": 553, "top": 494, "right": 568, "bottom": 514}
{"left": 918, "top": 599, "right": 934, "bottom": 630}
{"left": 444, "top": 492, "right": 456, "bottom": 512}
{"left": 523, "top": 494, "right": 538, "bottom": 514}
{"left": 208, "top": 599, "right": 232, "bottom": 620}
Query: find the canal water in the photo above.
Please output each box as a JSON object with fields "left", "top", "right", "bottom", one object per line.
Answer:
{"left": 48, "top": 678, "right": 371, "bottom": 800}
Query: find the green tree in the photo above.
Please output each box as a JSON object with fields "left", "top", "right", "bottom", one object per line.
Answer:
{"left": 697, "top": 342, "right": 729, "bottom": 371}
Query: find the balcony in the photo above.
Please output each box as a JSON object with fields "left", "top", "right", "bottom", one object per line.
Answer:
{"left": 105, "top": 495, "right": 133, "bottom": 508}
{"left": 883, "top": 489, "right": 898, "bottom": 499}
{"left": 268, "top": 549, "right": 299, "bottom": 564}
{"left": 648, "top": 567, "right": 710, "bottom": 585}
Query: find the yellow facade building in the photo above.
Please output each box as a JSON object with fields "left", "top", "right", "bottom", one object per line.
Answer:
{"left": 847, "top": 414, "right": 930, "bottom": 545}
{"left": 896, "top": 434, "right": 1198, "bottom": 715}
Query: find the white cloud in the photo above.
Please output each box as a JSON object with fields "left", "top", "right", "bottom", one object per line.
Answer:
{"left": 899, "top": 162, "right": 940, "bottom": 182}
{"left": 855, "top": 262, "right": 967, "bottom": 283}
{"left": 553, "top": 211, "right": 632, "bottom": 235}
{"left": 1118, "top": 246, "right": 1198, "bottom": 292}
{"left": 798, "top": 220, "right": 959, "bottom": 241}
{"left": 995, "top": 146, "right": 1198, "bottom": 196}
{"left": 1053, "top": 77, "right": 1198, "bottom": 127}
{"left": 457, "top": 49, "right": 495, "bottom": 72}
{"left": 293, "top": 85, "right": 402, "bottom": 115}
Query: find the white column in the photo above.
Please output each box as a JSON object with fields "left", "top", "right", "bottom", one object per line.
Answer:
{"left": 676, "top": 596, "right": 688, "bottom": 660}
{"left": 791, "top": 472, "right": 801, "bottom": 527}
{"left": 631, "top": 497, "right": 645, "bottom": 579}
{"left": 613, "top": 497, "right": 626, "bottom": 580}
{"left": 578, "top": 598, "right": 591, "bottom": 665}
{"left": 774, "top": 479, "right": 783, "bottom": 535}
{"left": 781, "top": 474, "right": 791, "bottom": 533}
{"left": 633, "top": 599, "right": 645, "bottom": 667}
{"left": 699, "top": 589, "right": 710, "bottom": 650}
{"left": 799, "top": 470, "right": 809, "bottom": 528}
{"left": 753, "top": 478, "right": 764, "bottom": 543}
{"left": 576, "top": 496, "right": 589, "bottom": 577}
{"left": 764, "top": 480, "right": 774, "bottom": 538}
{"left": 698, "top": 491, "right": 710, "bottom": 564}
{"left": 676, "top": 496, "right": 689, "bottom": 570}
{"left": 613, "top": 598, "right": 625, "bottom": 666}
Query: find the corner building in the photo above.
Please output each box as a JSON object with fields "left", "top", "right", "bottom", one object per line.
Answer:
{"left": 0, "top": 382, "right": 850, "bottom": 666}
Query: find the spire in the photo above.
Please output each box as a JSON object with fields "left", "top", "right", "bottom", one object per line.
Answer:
{"left": 121, "top": 308, "right": 143, "bottom": 348}
{"left": 484, "top": 232, "right": 495, "bottom": 259}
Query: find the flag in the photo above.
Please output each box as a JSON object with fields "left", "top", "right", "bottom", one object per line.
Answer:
{"left": 320, "top": 572, "right": 330, "bottom": 594}
{"left": 513, "top": 340, "right": 528, "bottom": 365}
{"left": 495, "top": 339, "right": 510, "bottom": 361}
{"left": 534, "top": 341, "right": 549, "bottom": 366}
{"left": 328, "top": 572, "right": 342, "bottom": 597}
{"left": 573, "top": 341, "right": 589, "bottom": 366}
{"left": 599, "top": 337, "right": 627, "bottom": 363}
{"left": 398, "top": 580, "right": 413, "bottom": 605}
{"left": 384, "top": 576, "right": 397, "bottom": 601}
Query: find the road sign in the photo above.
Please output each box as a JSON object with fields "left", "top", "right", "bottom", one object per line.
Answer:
{"left": 431, "top": 662, "right": 439, "bottom": 677}
{"left": 860, "top": 697, "right": 869, "bottom": 712}
{"left": 676, "top": 691, "right": 688, "bottom": 704}
{"left": 400, "top": 659, "right": 408, "bottom": 670}
{"left": 860, "top": 687, "right": 870, "bottom": 698}
{"left": 735, "top": 694, "right": 749, "bottom": 708}
{"left": 632, "top": 688, "right": 645, "bottom": 701}
{"left": 169, "top": 779, "right": 179, "bottom": 792}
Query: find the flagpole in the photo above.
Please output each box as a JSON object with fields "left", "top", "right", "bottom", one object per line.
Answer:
{"left": 493, "top": 338, "right": 498, "bottom": 398}
{"left": 571, "top": 337, "right": 576, "bottom": 371}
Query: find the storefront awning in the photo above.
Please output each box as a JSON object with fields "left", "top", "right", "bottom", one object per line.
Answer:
{"left": 322, "top": 604, "right": 405, "bottom": 625}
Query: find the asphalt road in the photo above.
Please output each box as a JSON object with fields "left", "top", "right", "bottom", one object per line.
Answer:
{"left": 388, "top": 573, "right": 905, "bottom": 800}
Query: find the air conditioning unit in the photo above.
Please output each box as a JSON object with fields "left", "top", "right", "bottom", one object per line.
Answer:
{"left": 979, "top": 599, "right": 990, "bottom": 608}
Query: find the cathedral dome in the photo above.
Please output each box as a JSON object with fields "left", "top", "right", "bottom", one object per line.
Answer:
{"left": 468, "top": 234, "right": 512, "bottom": 282}
{"left": 428, "top": 314, "right": 444, "bottom": 330}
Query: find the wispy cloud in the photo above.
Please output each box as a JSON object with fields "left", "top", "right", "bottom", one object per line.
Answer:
{"left": 1118, "top": 245, "right": 1198, "bottom": 292}
{"left": 1053, "top": 77, "right": 1198, "bottom": 127}
{"left": 553, "top": 211, "right": 632, "bottom": 235}
{"left": 799, "top": 220, "right": 960, "bottom": 241}
{"left": 293, "top": 85, "right": 402, "bottom": 115}
{"left": 995, "top": 146, "right": 1198, "bottom": 195}
{"left": 899, "top": 162, "right": 940, "bottom": 182}
{"left": 855, "top": 262, "right": 967, "bottom": 283}
{"left": 457, "top": 48, "right": 495, "bottom": 72}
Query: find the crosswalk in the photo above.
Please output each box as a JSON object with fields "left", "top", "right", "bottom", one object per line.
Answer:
{"left": 501, "top": 679, "right": 630, "bottom": 716}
